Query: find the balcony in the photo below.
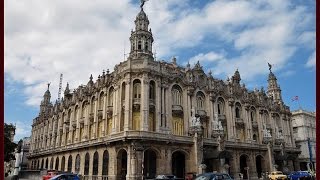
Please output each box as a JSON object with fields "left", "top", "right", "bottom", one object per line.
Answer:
{"left": 133, "top": 98, "right": 141, "bottom": 105}
{"left": 97, "top": 110, "right": 103, "bottom": 120}
{"left": 252, "top": 121, "right": 258, "bottom": 129}
{"left": 107, "top": 106, "right": 113, "bottom": 115}
{"left": 197, "top": 110, "right": 207, "bottom": 117}
{"left": 275, "top": 137, "right": 285, "bottom": 145}
{"left": 149, "top": 99, "right": 155, "bottom": 107}
{"left": 172, "top": 105, "right": 183, "bottom": 116}
{"left": 235, "top": 118, "right": 244, "bottom": 127}
{"left": 89, "top": 113, "right": 94, "bottom": 122}
{"left": 79, "top": 117, "right": 85, "bottom": 124}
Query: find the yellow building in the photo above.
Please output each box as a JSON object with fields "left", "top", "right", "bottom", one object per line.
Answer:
{"left": 28, "top": 4, "right": 300, "bottom": 180}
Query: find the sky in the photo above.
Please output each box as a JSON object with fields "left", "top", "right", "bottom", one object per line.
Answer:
{"left": 4, "top": 0, "right": 316, "bottom": 141}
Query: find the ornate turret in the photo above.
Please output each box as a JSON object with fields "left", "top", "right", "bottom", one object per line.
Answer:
{"left": 267, "top": 63, "right": 282, "bottom": 103}
{"left": 232, "top": 69, "right": 241, "bottom": 85}
{"left": 40, "top": 83, "right": 52, "bottom": 114}
{"left": 129, "top": 4, "right": 154, "bottom": 60}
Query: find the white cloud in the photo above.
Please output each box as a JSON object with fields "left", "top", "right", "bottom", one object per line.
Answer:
{"left": 4, "top": 0, "right": 315, "bottom": 108}
{"left": 189, "top": 52, "right": 225, "bottom": 64}
{"left": 306, "top": 51, "right": 316, "bottom": 68}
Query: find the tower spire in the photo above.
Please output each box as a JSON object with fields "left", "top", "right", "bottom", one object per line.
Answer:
{"left": 128, "top": 3, "right": 154, "bottom": 60}
{"left": 267, "top": 63, "right": 282, "bottom": 103}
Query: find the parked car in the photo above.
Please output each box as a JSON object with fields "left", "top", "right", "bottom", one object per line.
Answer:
{"left": 49, "top": 173, "right": 80, "bottom": 180}
{"left": 155, "top": 174, "right": 180, "bottom": 180}
{"left": 268, "top": 171, "right": 287, "bottom": 180}
{"left": 43, "top": 171, "right": 59, "bottom": 180}
{"left": 195, "top": 173, "right": 233, "bottom": 180}
{"left": 288, "top": 171, "right": 313, "bottom": 180}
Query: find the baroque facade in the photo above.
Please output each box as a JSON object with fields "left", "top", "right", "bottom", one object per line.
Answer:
{"left": 28, "top": 6, "right": 300, "bottom": 180}
{"left": 291, "top": 110, "right": 316, "bottom": 171}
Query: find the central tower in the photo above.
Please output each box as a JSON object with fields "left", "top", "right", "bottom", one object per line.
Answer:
{"left": 128, "top": 6, "right": 154, "bottom": 60}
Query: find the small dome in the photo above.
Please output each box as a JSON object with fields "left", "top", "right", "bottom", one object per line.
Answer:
{"left": 233, "top": 69, "right": 241, "bottom": 81}
{"left": 268, "top": 72, "right": 277, "bottom": 80}
{"left": 136, "top": 9, "right": 148, "bottom": 21}
{"left": 44, "top": 89, "right": 51, "bottom": 97}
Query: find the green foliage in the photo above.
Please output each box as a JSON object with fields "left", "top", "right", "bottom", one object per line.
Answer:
{"left": 4, "top": 123, "right": 17, "bottom": 162}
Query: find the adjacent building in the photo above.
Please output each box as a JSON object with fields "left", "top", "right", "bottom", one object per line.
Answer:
{"left": 291, "top": 109, "right": 316, "bottom": 171}
{"left": 28, "top": 5, "right": 300, "bottom": 180}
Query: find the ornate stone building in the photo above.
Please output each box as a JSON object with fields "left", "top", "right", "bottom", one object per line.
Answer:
{"left": 28, "top": 5, "right": 300, "bottom": 180}
{"left": 291, "top": 110, "right": 316, "bottom": 171}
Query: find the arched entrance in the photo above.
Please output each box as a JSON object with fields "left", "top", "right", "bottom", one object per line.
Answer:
{"left": 55, "top": 157, "right": 59, "bottom": 170}
{"left": 117, "top": 149, "right": 127, "bottom": 180}
{"left": 240, "top": 155, "right": 249, "bottom": 179}
{"left": 67, "top": 155, "right": 72, "bottom": 172}
{"left": 61, "top": 156, "right": 65, "bottom": 171}
{"left": 93, "top": 151, "right": 99, "bottom": 175}
{"left": 172, "top": 151, "right": 185, "bottom": 178}
{"left": 75, "top": 154, "right": 80, "bottom": 174}
{"left": 143, "top": 149, "right": 157, "bottom": 179}
{"left": 256, "top": 155, "right": 264, "bottom": 178}
{"left": 84, "top": 153, "right": 90, "bottom": 175}
{"left": 102, "top": 150, "right": 109, "bottom": 177}
{"left": 41, "top": 159, "right": 44, "bottom": 169}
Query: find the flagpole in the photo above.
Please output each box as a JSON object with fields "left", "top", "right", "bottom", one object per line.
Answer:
{"left": 297, "top": 99, "right": 302, "bottom": 110}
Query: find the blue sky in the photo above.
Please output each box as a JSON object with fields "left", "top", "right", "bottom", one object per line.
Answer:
{"left": 4, "top": 0, "right": 315, "bottom": 141}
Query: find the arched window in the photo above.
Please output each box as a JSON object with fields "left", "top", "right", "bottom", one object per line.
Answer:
{"left": 84, "top": 153, "right": 90, "bottom": 175}
{"left": 253, "top": 134, "right": 257, "bottom": 141}
{"left": 145, "top": 41, "right": 149, "bottom": 51}
{"left": 67, "top": 155, "right": 72, "bottom": 172}
{"left": 196, "top": 91, "right": 205, "bottom": 110}
{"left": 133, "top": 80, "right": 141, "bottom": 99}
{"left": 66, "top": 110, "right": 71, "bottom": 122}
{"left": 93, "top": 152, "right": 99, "bottom": 175}
{"left": 91, "top": 96, "right": 95, "bottom": 113}
{"left": 75, "top": 154, "right": 80, "bottom": 174}
{"left": 102, "top": 150, "right": 109, "bottom": 176}
{"left": 99, "top": 92, "right": 104, "bottom": 110}
{"left": 74, "top": 106, "right": 79, "bottom": 121}
{"left": 81, "top": 102, "right": 86, "bottom": 118}
{"left": 108, "top": 88, "right": 114, "bottom": 106}
{"left": 235, "top": 103, "right": 241, "bottom": 118}
{"left": 138, "top": 41, "right": 142, "bottom": 50}
{"left": 149, "top": 81, "right": 155, "bottom": 100}
{"left": 217, "top": 97, "right": 225, "bottom": 115}
{"left": 172, "top": 85, "right": 182, "bottom": 106}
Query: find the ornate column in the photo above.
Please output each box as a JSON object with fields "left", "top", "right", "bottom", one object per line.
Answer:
{"left": 112, "top": 85, "right": 118, "bottom": 133}
{"left": 128, "top": 142, "right": 143, "bottom": 180}
{"left": 124, "top": 79, "right": 131, "bottom": 131}
{"left": 156, "top": 81, "right": 161, "bottom": 131}
{"left": 84, "top": 102, "right": 89, "bottom": 141}
{"left": 141, "top": 77, "right": 149, "bottom": 131}
{"left": 226, "top": 98, "right": 235, "bottom": 139}
{"left": 244, "top": 104, "right": 251, "bottom": 142}
{"left": 189, "top": 110, "right": 206, "bottom": 174}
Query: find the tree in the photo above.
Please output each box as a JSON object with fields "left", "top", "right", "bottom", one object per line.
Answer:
{"left": 4, "top": 123, "right": 17, "bottom": 162}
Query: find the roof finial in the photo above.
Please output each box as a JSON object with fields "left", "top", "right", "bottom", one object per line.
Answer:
{"left": 47, "top": 83, "right": 51, "bottom": 90}
{"left": 140, "top": 0, "right": 149, "bottom": 10}
{"left": 268, "top": 62, "right": 272, "bottom": 73}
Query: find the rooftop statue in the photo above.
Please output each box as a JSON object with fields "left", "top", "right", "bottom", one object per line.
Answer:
{"left": 140, "top": 0, "right": 149, "bottom": 9}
